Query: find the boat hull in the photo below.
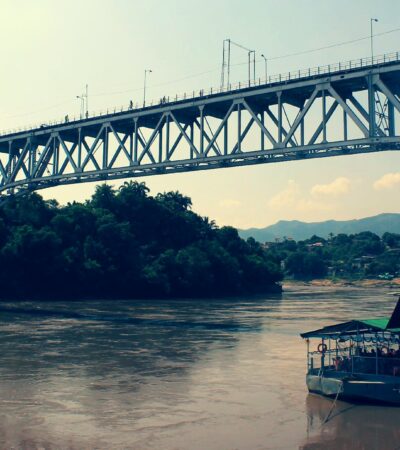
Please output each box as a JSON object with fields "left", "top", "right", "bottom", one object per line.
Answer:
{"left": 307, "top": 373, "right": 400, "bottom": 405}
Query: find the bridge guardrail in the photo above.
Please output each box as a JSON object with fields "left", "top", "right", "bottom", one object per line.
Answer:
{"left": 1, "top": 51, "right": 399, "bottom": 138}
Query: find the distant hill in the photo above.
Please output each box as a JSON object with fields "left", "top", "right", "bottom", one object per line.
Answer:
{"left": 239, "top": 213, "right": 400, "bottom": 242}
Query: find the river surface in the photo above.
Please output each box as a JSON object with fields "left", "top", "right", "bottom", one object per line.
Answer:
{"left": 0, "top": 286, "right": 400, "bottom": 450}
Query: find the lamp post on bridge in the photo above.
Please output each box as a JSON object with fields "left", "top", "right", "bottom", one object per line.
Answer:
{"left": 76, "top": 95, "right": 85, "bottom": 119}
{"left": 76, "top": 84, "right": 88, "bottom": 119}
{"left": 143, "top": 69, "right": 152, "bottom": 107}
{"left": 261, "top": 54, "right": 268, "bottom": 83}
{"left": 370, "top": 18, "right": 378, "bottom": 62}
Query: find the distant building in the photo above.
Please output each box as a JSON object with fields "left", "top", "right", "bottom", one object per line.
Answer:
{"left": 306, "top": 242, "right": 324, "bottom": 248}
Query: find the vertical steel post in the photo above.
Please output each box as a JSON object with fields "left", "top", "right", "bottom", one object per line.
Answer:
{"left": 129, "top": 133, "right": 133, "bottom": 163}
{"left": 343, "top": 110, "right": 348, "bottom": 141}
{"left": 166, "top": 114, "right": 170, "bottom": 160}
{"left": 368, "top": 74, "right": 376, "bottom": 137}
{"left": 277, "top": 92, "right": 283, "bottom": 144}
{"left": 28, "top": 139, "right": 33, "bottom": 177}
{"left": 253, "top": 51, "right": 256, "bottom": 84}
{"left": 224, "top": 121, "right": 228, "bottom": 155}
{"left": 53, "top": 137, "right": 59, "bottom": 176}
{"left": 328, "top": 338, "right": 331, "bottom": 368}
{"left": 7, "top": 141, "right": 13, "bottom": 180}
{"left": 133, "top": 118, "right": 138, "bottom": 163}
{"left": 158, "top": 124, "right": 163, "bottom": 163}
{"left": 199, "top": 106, "right": 204, "bottom": 156}
{"left": 77, "top": 128, "right": 82, "bottom": 170}
{"left": 227, "top": 39, "right": 231, "bottom": 88}
{"left": 248, "top": 52, "right": 251, "bottom": 86}
{"left": 189, "top": 123, "right": 194, "bottom": 160}
{"left": 322, "top": 90, "right": 327, "bottom": 142}
{"left": 260, "top": 112, "right": 265, "bottom": 151}
{"left": 237, "top": 103, "right": 242, "bottom": 152}
{"left": 102, "top": 126, "right": 108, "bottom": 169}
{"left": 86, "top": 84, "right": 89, "bottom": 116}
{"left": 388, "top": 102, "right": 395, "bottom": 136}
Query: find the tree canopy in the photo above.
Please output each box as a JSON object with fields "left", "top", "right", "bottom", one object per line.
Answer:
{"left": 0, "top": 183, "right": 282, "bottom": 300}
{"left": 264, "top": 231, "right": 400, "bottom": 280}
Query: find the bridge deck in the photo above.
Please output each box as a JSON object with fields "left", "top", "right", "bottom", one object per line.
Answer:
{"left": 1, "top": 52, "right": 400, "bottom": 195}
{"left": 1, "top": 52, "right": 400, "bottom": 146}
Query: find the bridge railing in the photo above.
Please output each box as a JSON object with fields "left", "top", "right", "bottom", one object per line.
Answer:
{"left": 1, "top": 51, "right": 400, "bottom": 138}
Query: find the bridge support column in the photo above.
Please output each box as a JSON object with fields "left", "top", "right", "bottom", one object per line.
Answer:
{"left": 388, "top": 102, "right": 395, "bottom": 136}
{"left": 237, "top": 103, "right": 242, "bottom": 152}
{"left": 77, "top": 128, "right": 82, "bottom": 170}
{"left": 368, "top": 74, "right": 376, "bottom": 137}
{"left": 277, "top": 92, "right": 282, "bottom": 144}
{"left": 165, "top": 115, "right": 170, "bottom": 160}
{"left": 224, "top": 121, "right": 228, "bottom": 155}
{"left": 189, "top": 123, "right": 194, "bottom": 159}
{"left": 103, "top": 125, "right": 109, "bottom": 169}
{"left": 260, "top": 111, "right": 265, "bottom": 151}
{"left": 300, "top": 115, "right": 305, "bottom": 146}
{"left": 133, "top": 118, "right": 138, "bottom": 163}
{"left": 52, "top": 136, "right": 59, "bottom": 176}
{"left": 322, "top": 90, "right": 327, "bottom": 143}
{"left": 199, "top": 106, "right": 204, "bottom": 156}
{"left": 28, "top": 138, "right": 37, "bottom": 177}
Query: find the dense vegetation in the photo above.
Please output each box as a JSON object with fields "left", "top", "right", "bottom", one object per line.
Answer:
{"left": 0, "top": 182, "right": 282, "bottom": 300}
{"left": 264, "top": 231, "right": 400, "bottom": 280}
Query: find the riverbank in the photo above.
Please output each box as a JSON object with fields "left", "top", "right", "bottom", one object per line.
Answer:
{"left": 283, "top": 277, "right": 400, "bottom": 289}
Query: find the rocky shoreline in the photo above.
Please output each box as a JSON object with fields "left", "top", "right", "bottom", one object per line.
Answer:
{"left": 283, "top": 277, "right": 400, "bottom": 289}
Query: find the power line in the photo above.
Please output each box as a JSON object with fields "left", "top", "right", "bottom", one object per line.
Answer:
{"left": 269, "top": 26, "right": 400, "bottom": 61}
{"left": 229, "top": 26, "right": 400, "bottom": 69}
{"left": 94, "top": 26, "right": 400, "bottom": 97}
{"left": 4, "top": 26, "right": 400, "bottom": 119}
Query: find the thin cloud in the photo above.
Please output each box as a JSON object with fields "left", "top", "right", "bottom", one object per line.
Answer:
{"left": 268, "top": 180, "right": 334, "bottom": 213}
{"left": 311, "top": 177, "right": 351, "bottom": 197}
{"left": 268, "top": 180, "right": 300, "bottom": 208}
{"left": 373, "top": 173, "right": 400, "bottom": 190}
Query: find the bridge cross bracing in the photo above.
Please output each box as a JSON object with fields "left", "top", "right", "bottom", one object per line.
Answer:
{"left": 1, "top": 52, "right": 400, "bottom": 195}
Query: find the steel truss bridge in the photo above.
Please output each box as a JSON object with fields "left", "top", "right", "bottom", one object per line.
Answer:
{"left": 1, "top": 52, "right": 400, "bottom": 196}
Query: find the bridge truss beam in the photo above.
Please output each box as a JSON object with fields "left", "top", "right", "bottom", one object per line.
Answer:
{"left": 1, "top": 62, "right": 400, "bottom": 195}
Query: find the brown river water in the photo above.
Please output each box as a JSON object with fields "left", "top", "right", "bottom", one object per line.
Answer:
{"left": 0, "top": 286, "right": 399, "bottom": 450}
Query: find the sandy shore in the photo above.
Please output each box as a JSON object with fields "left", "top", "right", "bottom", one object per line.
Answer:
{"left": 283, "top": 277, "right": 400, "bottom": 289}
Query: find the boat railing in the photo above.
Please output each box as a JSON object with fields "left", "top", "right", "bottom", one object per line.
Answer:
{"left": 309, "top": 355, "right": 400, "bottom": 377}
{"left": 352, "top": 355, "right": 400, "bottom": 376}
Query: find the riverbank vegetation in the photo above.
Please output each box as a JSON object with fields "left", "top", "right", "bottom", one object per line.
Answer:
{"left": 0, "top": 182, "right": 282, "bottom": 300}
{"left": 263, "top": 231, "right": 400, "bottom": 281}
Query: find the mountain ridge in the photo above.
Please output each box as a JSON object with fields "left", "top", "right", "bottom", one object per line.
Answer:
{"left": 238, "top": 213, "right": 400, "bottom": 242}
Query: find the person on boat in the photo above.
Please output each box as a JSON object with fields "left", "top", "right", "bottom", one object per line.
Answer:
{"left": 333, "top": 357, "right": 342, "bottom": 371}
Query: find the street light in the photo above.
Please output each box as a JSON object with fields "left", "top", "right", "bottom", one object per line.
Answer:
{"left": 76, "top": 84, "right": 88, "bottom": 119}
{"left": 261, "top": 54, "right": 268, "bottom": 83}
{"left": 76, "top": 95, "right": 85, "bottom": 119}
{"left": 143, "top": 69, "right": 152, "bottom": 107}
{"left": 370, "top": 18, "right": 378, "bottom": 61}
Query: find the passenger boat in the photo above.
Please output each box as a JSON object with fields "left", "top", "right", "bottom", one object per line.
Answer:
{"left": 300, "top": 297, "right": 400, "bottom": 405}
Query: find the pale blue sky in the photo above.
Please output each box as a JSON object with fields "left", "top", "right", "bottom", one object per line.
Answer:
{"left": 1, "top": 0, "right": 400, "bottom": 228}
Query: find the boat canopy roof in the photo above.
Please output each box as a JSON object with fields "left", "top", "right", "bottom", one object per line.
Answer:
{"left": 301, "top": 297, "right": 400, "bottom": 339}
{"left": 300, "top": 318, "right": 400, "bottom": 338}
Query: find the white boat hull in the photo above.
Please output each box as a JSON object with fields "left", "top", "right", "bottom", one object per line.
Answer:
{"left": 307, "top": 372, "right": 400, "bottom": 405}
